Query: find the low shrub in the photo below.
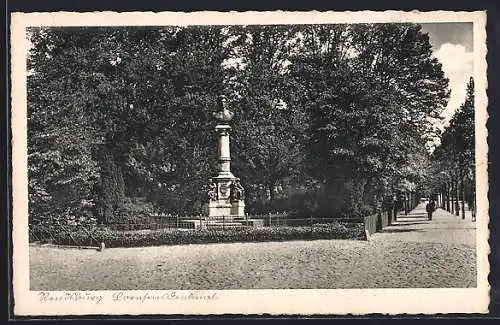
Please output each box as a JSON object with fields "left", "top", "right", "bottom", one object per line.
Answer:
{"left": 247, "top": 192, "right": 323, "bottom": 216}
{"left": 47, "top": 222, "right": 365, "bottom": 248}
{"left": 29, "top": 210, "right": 98, "bottom": 244}
{"left": 110, "top": 197, "right": 156, "bottom": 225}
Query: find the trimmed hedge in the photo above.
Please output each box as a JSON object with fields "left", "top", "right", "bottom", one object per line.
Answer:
{"left": 46, "top": 223, "right": 365, "bottom": 248}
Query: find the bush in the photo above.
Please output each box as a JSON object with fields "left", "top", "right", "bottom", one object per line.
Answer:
{"left": 247, "top": 191, "right": 324, "bottom": 216}
{"left": 29, "top": 208, "right": 98, "bottom": 238}
{"left": 246, "top": 190, "right": 378, "bottom": 219}
{"left": 47, "top": 223, "right": 365, "bottom": 248}
{"left": 354, "top": 204, "right": 377, "bottom": 218}
{"left": 109, "top": 197, "right": 156, "bottom": 225}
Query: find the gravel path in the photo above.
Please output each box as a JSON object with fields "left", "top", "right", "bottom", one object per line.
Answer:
{"left": 30, "top": 204, "right": 476, "bottom": 290}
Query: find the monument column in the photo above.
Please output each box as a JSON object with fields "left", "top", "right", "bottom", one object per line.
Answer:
{"left": 207, "top": 96, "right": 245, "bottom": 220}
{"left": 216, "top": 125, "right": 232, "bottom": 175}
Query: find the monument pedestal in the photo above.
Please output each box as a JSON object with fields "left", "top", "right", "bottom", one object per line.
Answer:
{"left": 208, "top": 171, "right": 236, "bottom": 220}
{"left": 231, "top": 200, "right": 245, "bottom": 218}
{"left": 208, "top": 200, "right": 233, "bottom": 220}
{"left": 208, "top": 189, "right": 245, "bottom": 221}
{"left": 208, "top": 175, "right": 245, "bottom": 221}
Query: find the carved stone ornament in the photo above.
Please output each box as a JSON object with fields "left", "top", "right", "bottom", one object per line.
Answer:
{"left": 208, "top": 182, "right": 218, "bottom": 201}
{"left": 230, "top": 179, "right": 245, "bottom": 202}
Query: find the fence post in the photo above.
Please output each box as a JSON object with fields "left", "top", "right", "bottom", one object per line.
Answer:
{"left": 176, "top": 215, "right": 179, "bottom": 229}
{"left": 268, "top": 213, "right": 271, "bottom": 227}
{"left": 199, "top": 214, "right": 202, "bottom": 231}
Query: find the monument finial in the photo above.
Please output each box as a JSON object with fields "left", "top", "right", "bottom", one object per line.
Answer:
{"left": 218, "top": 95, "right": 227, "bottom": 110}
{"left": 213, "top": 95, "right": 234, "bottom": 122}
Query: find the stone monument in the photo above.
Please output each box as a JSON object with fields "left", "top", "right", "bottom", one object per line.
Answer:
{"left": 207, "top": 96, "right": 245, "bottom": 220}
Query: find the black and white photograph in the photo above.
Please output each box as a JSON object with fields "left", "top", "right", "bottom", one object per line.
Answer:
{"left": 10, "top": 10, "right": 489, "bottom": 315}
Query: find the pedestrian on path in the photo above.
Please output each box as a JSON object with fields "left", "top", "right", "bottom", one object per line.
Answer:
{"left": 426, "top": 199, "right": 436, "bottom": 221}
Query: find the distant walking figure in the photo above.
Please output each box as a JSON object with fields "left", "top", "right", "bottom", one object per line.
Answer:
{"left": 426, "top": 200, "right": 436, "bottom": 221}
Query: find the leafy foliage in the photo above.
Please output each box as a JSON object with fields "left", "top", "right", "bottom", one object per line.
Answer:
{"left": 288, "top": 24, "right": 449, "bottom": 215}
{"left": 429, "top": 77, "right": 475, "bottom": 210}
{"left": 36, "top": 223, "right": 365, "bottom": 248}
{"left": 223, "top": 26, "right": 310, "bottom": 202}
{"left": 27, "top": 24, "right": 450, "bottom": 230}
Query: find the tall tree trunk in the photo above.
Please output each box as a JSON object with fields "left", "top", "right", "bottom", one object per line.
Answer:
{"left": 324, "top": 177, "right": 367, "bottom": 217}
{"left": 96, "top": 144, "right": 125, "bottom": 224}
{"left": 345, "top": 178, "right": 367, "bottom": 216}
{"left": 450, "top": 181, "right": 455, "bottom": 214}
{"left": 445, "top": 181, "right": 451, "bottom": 212}
{"left": 455, "top": 178, "right": 460, "bottom": 216}
{"left": 268, "top": 182, "right": 275, "bottom": 202}
{"left": 403, "top": 191, "right": 408, "bottom": 215}
{"left": 402, "top": 192, "right": 406, "bottom": 213}
{"left": 461, "top": 174, "right": 466, "bottom": 219}
{"left": 442, "top": 183, "right": 447, "bottom": 210}
{"left": 439, "top": 186, "right": 444, "bottom": 210}
{"left": 443, "top": 185, "right": 447, "bottom": 210}
{"left": 472, "top": 184, "right": 476, "bottom": 221}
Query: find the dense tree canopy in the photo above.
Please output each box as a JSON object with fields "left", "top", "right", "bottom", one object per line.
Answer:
{"left": 427, "top": 77, "right": 475, "bottom": 218}
{"left": 223, "top": 25, "right": 310, "bottom": 203}
{"left": 287, "top": 24, "right": 449, "bottom": 215}
{"left": 27, "top": 23, "right": 450, "bottom": 224}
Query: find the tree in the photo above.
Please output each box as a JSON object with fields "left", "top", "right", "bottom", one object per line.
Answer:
{"left": 431, "top": 77, "right": 475, "bottom": 219}
{"left": 27, "top": 28, "right": 101, "bottom": 221}
{"left": 27, "top": 26, "right": 229, "bottom": 222}
{"left": 288, "top": 23, "right": 449, "bottom": 216}
{"left": 223, "top": 25, "right": 310, "bottom": 205}
{"left": 27, "top": 23, "right": 452, "bottom": 224}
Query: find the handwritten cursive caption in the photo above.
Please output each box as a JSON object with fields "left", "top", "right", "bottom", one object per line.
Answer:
{"left": 112, "top": 291, "right": 219, "bottom": 302}
{"left": 38, "top": 292, "right": 104, "bottom": 304}
{"left": 38, "top": 291, "right": 219, "bottom": 304}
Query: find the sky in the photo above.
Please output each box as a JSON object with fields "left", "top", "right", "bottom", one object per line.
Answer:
{"left": 420, "top": 23, "right": 474, "bottom": 129}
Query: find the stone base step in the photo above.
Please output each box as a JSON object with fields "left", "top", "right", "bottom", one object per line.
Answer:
{"left": 177, "top": 218, "right": 265, "bottom": 230}
{"left": 237, "top": 219, "right": 264, "bottom": 227}
{"left": 206, "top": 222, "right": 246, "bottom": 228}
{"left": 206, "top": 216, "right": 238, "bottom": 222}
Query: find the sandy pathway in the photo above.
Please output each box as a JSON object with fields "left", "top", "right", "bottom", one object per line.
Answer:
{"left": 30, "top": 205, "right": 476, "bottom": 290}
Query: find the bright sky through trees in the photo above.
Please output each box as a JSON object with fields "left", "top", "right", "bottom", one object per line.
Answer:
{"left": 420, "top": 23, "right": 473, "bottom": 129}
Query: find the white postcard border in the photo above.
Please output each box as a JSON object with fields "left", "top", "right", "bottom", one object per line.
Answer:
{"left": 10, "top": 10, "right": 489, "bottom": 315}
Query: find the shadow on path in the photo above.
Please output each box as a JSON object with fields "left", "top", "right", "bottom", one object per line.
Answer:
{"left": 371, "top": 203, "right": 476, "bottom": 247}
{"left": 380, "top": 228, "right": 425, "bottom": 233}
{"left": 393, "top": 221, "right": 430, "bottom": 226}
